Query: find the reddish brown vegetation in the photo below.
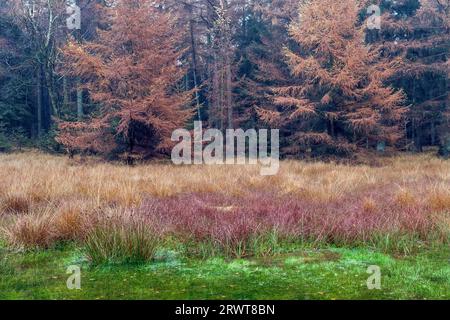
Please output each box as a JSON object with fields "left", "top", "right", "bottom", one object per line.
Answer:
{"left": 136, "top": 189, "right": 448, "bottom": 255}
{"left": 257, "top": 0, "right": 407, "bottom": 157}
{"left": 57, "top": 0, "right": 193, "bottom": 159}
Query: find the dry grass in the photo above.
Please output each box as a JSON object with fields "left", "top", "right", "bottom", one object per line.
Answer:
{"left": 394, "top": 189, "right": 418, "bottom": 209}
{"left": 2, "top": 205, "right": 57, "bottom": 249}
{"left": 0, "top": 151, "right": 449, "bottom": 253}
{"left": 1, "top": 193, "right": 30, "bottom": 214}
{"left": 0, "top": 151, "right": 449, "bottom": 207}
{"left": 1, "top": 201, "right": 93, "bottom": 249}
{"left": 428, "top": 191, "right": 450, "bottom": 212}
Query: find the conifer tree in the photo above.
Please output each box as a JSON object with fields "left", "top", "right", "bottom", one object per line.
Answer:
{"left": 257, "top": 0, "right": 407, "bottom": 156}
{"left": 380, "top": 0, "right": 449, "bottom": 153}
{"left": 57, "top": 0, "right": 193, "bottom": 160}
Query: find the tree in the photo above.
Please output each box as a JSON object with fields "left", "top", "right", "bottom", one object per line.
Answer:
{"left": 0, "top": 0, "right": 67, "bottom": 139}
{"left": 0, "top": 2, "right": 34, "bottom": 142}
{"left": 257, "top": 0, "right": 407, "bottom": 157}
{"left": 379, "top": 0, "right": 449, "bottom": 153}
{"left": 170, "top": 0, "right": 247, "bottom": 131}
{"left": 61, "top": 0, "right": 108, "bottom": 122}
{"left": 11, "top": 0, "right": 68, "bottom": 131}
{"left": 233, "top": 0, "right": 296, "bottom": 130}
{"left": 57, "top": 0, "right": 193, "bottom": 160}
{"left": 0, "top": 0, "right": 447, "bottom": 159}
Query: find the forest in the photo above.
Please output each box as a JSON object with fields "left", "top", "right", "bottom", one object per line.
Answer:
{"left": 0, "top": 0, "right": 449, "bottom": 302}
{"left": 0, "top": 0, "right": 448, "bottom": 160}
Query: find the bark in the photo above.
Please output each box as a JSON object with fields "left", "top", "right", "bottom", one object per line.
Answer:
{"left": 220, "top": 0, "right": 233, "bottom": 129}
{"left": 431, "top": 121, "right": 436, "bottom": 146}
{"left": 44, "top": 63, "right": 58, "bottom": 117}
{"left": 225, "top": 53, "right": 233, "bottom": 129}
{"left": 63, "top": 76, "right": 69, "bottom": 111}
{"left": 189, "top": 17, "right": 202, "bottom": 122}
{"left": 76, "top": 79, "right": 83, "bottom": 120}
{"left": 36, "top": 67, "right": 43, "bottom": 137}
{"left": 415, "top": 123, "right": 423, "bottom": 152}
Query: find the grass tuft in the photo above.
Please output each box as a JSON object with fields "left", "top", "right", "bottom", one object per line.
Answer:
{"left": 1, "top": 193, "right": 30, "bottom": 214}
{"left": 428, "top": 191, "right": 450, "bottom": 212}
{"left": 3, "top": 210, "right": 56, "bottom": 249}
{"left": 84, "top": 210, "right": 160, "bottom": 265}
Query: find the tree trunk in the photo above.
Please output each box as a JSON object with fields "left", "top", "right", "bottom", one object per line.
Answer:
{"left": 63, "top": 76, "right": 69, "bottom": 112}
{"left": 330, "top": 119, "right": 335, "bottom": 138}
{"left": 44, "top": 66, "right": 58, "bottom": 117}
{"left": 415, "top": 124, "right": 423, "bottom": 152}
{"left": 225, "top": 54, "right": 233, "bottom": 129}
{"left": 76, "top": 79, "right": 83, "bottom": 120}
{"left": 221, "top": 0, "right": 233, "bottom": 129}
{"left": 189, "top": 17, "right": 202, "bottom": 122}
{"left": 36, "top": 68, "right": 43, "bottom": 137}
{"left": 220, "top": 66, "right": 224, "bottom": 130}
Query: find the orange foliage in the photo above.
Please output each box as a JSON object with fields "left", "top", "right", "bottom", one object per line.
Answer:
{"left": 57, "top": 0, "right": 193, "bottom": 159}
{"left": 259, "top": 0, "right": 407, "bottom": 155}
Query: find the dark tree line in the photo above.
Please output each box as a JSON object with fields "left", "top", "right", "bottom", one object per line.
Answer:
{"left": 0, "top": 0, "right": 448, "bottom": 158}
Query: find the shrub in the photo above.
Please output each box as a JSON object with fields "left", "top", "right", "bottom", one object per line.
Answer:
{"left": 35, "top": 127, "right": 61, "bottom": 153}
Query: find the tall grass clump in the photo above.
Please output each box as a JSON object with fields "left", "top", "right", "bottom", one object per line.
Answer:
{"left": 186, "top": 226, "right": 282, "bottom": 259}
{"left": 1, "top": 201, "right": 95, "bottom": 249}
{"left": 2, "top": 208, "right": 57, "bottom": 249}
{"left": 53, "top": 201, "right": 92, "bottom": 241}
{"left": 84, "top": 211, "right": 160, "bottom": 265}
{"left": 1, "top": 192, "right": 30, "bottom": 214}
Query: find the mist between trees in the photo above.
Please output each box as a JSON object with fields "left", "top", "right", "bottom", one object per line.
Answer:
{"left": 0, "top": 0, "right": 448, "bottom": 160}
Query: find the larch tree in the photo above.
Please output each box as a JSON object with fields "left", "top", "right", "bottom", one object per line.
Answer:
{"left": 61, "top": 0, "right": 107, "bottom": 121}
{"left": 57, "top": 0, "right": 193, "bottom": 161}
{"left": 257, "top": 0, "right": 407, "bottom": 157}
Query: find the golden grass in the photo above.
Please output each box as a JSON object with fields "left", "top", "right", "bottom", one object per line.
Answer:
{"left": 0, "top": 151, "right": 449, "bottom": 251}
{"left": 2, "top": 205, "right": 56, "bottom": 249}
{"left": 428, "top": 191, "right": 450, "bottom": 212}
{"left": 1, "top": 192, "right": 30, "bottom": 213}
{"left": 394, "top": 189, "right": 418, "bottom": 208}
{"left": 53, "top": 201, "right": 91, "bottom": 241}
{"left": 362, "top": 197, "right": 378, "bottom": 213}
{"left": 0, "top": 151, "right": 449, "bottom": 212}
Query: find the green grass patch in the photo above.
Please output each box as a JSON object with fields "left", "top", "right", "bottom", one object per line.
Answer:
{"left": 0, "top": 243, "right": 448, "bottom": 300}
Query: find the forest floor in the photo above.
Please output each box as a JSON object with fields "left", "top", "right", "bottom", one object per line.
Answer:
{"left": 0, "top": 151, "right": 449, "bottom": 300}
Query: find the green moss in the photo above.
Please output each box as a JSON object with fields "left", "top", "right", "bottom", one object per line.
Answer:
{"left": 0, "top": 244, "right": 448, "bottom": 300}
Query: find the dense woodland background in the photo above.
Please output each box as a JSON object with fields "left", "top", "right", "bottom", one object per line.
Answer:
{"left": 0, "top": 0, "right": 448, "bottom": 160}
